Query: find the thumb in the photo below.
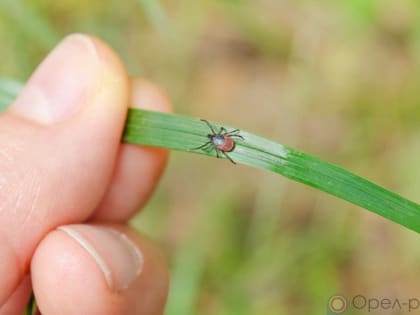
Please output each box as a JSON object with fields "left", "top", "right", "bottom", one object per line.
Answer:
{"left": 0, "top": 34, "right": 128, "bottom": 305}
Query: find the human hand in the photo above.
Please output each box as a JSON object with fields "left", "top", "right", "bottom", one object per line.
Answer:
{"left": 0, "top": 34, "right": 170, "bottom": 315}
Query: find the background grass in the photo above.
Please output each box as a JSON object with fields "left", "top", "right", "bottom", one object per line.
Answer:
{"left": 2, "top": 1, "right": 420, "bottom": 314}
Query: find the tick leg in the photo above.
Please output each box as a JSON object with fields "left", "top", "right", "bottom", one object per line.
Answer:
{"left": 226, "top": 129, "right": 244, "bottom": 140}
{"left": 201, "top": 119, "right": 218, "bottom": 135}
{"left": 230, "top": 134, "right": 244, "bottom": 141}
{"left": 221, "top": 151, "right": 236, "bottom": 164}
{"left": 191, "top": 141, "right": 212, "bottom": 150}
{"left": 225, "top": 129, "right": 240, "bottom": 135}
{"left": 215, "top": 149, "right": 221, "bottom": 158}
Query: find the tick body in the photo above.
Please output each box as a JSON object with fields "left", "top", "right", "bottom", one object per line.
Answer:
{"left": 192, "top": 119, "right": 244, "bottom": 164}
{"left": 212, "top": 134, "right": 235, "bottom": 152}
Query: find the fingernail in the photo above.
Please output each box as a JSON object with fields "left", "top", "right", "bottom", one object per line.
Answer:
{"left": 58, "top": 225, "right": 144, "bottom": 291}
{"left": 11, "top": 34, "right": 101, "bottom": 124}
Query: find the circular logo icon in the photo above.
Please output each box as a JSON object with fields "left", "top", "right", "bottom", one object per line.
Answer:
{"left": 328, "top": 295, "right": 347, "bottom": 314}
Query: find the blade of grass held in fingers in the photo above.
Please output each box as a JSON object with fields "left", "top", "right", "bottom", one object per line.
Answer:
{"left": 1, "top": 79, "right": 420, "bottom": 232}
{"left": 124, "top": 108, "right": 420, "bottom": 233}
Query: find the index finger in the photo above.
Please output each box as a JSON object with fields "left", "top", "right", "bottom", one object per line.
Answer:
{"left": 92, "top": 78, "right": 172, "bottom": 221}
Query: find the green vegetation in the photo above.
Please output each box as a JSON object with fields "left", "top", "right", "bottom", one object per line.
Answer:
{"left": 2, "top": 1, "right": 420, "bottom": 314}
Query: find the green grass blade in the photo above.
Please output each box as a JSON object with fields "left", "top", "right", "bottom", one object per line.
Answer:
{"left": 125, "top": 108, "right": 420, "bottom": 233}
{"left": 136, "top": 0, "right": 171, "bottom": 35}
{"left": 165, "top": 245, "right": 205, "bottom": 315}
{"left": 1, "top": 78, "right": 420, "bottom": 233}
{"left": 0, "top": 0, "right": 60, "bottom": 49}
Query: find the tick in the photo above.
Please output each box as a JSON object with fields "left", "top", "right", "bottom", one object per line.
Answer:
{"left": 192, "top": 119, "right": 244, "bottom": 164}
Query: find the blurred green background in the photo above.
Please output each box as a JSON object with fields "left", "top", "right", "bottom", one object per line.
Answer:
{"left": 2, "top": 0, "right": 420, "bottom": 314}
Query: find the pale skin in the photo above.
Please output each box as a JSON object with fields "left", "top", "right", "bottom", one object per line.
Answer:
{"left": 0, "top": 34, "right": 170, "bottom": 315}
